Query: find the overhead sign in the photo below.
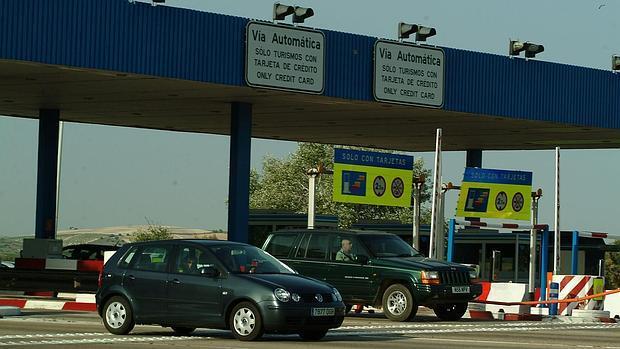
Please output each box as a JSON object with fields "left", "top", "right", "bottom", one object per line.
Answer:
{"left": 373, "top": 40, "right": 444, "bottom": 107}
{"left": 245, "top": 21, "right": 325, "bottom": 94}
{"left": 456, "top": 168, "right": 533, "bottom": 221}
{"left": 333, "top": 148, "right": 413, "bottom": 207}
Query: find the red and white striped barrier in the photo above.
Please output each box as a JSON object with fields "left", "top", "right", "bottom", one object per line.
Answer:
{"left": 454, "top": 219, "right": 548, "bottom": 230}
{"left": 604, "top": 291, "right": 620, "bottom": 319}
{"left": 578, "top": 232, "right": 608, "bottom": 238}
{"left": 0, "top": 298, "right": 96, "bottom": 312}
{"left": 15, "top": 258, "right": 104, "bottom": 272}
{"left": 474, "top": 282, "right": 530, "bottom": 315}
{"left": 552, "top": 275, "right": 604, "bottom": 315}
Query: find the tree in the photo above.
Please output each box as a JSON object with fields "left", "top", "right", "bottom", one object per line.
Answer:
{"left": 250, "top": 143, "right": 432, "bottom": 228}
{"left": 605, "top": 240, "right": 620, "bottom": 289}
{"left": 132, "top": 223, "right": 172, "bottom": 242}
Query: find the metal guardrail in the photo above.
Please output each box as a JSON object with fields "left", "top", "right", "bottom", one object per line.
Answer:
{"left": 0, "top": 269, "right": 98, "bottom": 293}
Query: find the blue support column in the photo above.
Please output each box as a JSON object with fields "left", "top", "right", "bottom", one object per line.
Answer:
{"left": 447, "top": 219, "right": 456, "bottom": 262}
{"left": 35, "top": 109, "right": 60, "bottom": 239}
{"left": 540, "top": 227, "right": 549, "bottom": 302}
{"left": 571, "top": 230, "right": 579, "bottom": 275}
{"left": 227, "top": 102, "right": 252, "bottom": 243}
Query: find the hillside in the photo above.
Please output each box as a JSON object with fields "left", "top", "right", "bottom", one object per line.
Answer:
{"left": 0, "top": 226, "right": 226, "bottom": 262}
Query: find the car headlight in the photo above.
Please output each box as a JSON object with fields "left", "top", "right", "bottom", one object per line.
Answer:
{"left": 469, "top": 269, "right": 478, "bottom": 279}
{"left": 421, "top": 270, "right": 440, "bottom": 285}
{"left": 291, "top": 293, "right": 301, "bottom": 302}
{"left": 332, "top": 288, "right": 342, "bottom": 302}
{"left": 274, "top": 288, "right": 291, "bottom": 302}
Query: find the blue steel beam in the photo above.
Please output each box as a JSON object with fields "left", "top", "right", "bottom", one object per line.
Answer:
{"left": 227, "top": 102, "right": 252, "bottom": 243}
{"left": 35, "top": 109, "right": 60, "bottom": 239}
{"left": 0, "top": 1, "right": 618, "bottom": 130}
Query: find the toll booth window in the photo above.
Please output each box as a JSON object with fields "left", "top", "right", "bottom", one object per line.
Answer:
{"left": 265, "top": 234, "right": 297, "bottom": 258}
{"left": 132, "top": 246, "right": 171, "bottom": 272}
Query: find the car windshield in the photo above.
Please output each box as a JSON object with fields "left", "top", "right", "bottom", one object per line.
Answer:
{"left": 358, "top": 234, "right": 423, "bottom": 258}
{"left": 209, "top": 245, "right": 296, "bottom": 274}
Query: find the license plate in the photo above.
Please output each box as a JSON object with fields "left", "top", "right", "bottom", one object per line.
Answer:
{"left": 312, "top": 307, "right": 335, "bottom": 316}
{"left": 452, "top": 286, "right": 470, "bottom": 294}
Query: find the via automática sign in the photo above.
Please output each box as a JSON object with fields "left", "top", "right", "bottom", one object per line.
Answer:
{"left": 246, "top": 21, "right": 325, "bottom": 94}
{"left": 373, "top": 40, "right": 444, "bottom": 107}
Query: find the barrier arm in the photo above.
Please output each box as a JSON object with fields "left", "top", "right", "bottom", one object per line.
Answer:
{"left": 471, "top": 288, "right": 620, "bottom": 306}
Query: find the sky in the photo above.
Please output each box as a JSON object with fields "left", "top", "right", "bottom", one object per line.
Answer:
{"left": 1, "top": 0, "right": 619, "bottom": 236}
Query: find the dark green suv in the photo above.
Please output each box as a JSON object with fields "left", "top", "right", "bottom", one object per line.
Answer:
{"left": 262, "top": 229, "right": 482, "bottom": 322}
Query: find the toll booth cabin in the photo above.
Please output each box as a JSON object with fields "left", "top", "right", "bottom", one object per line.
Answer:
{"left": 352, "top": 223, "right": 616, "bottom": 283}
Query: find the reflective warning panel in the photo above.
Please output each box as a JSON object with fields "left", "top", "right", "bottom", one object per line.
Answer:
{"left": 246, "top": 21, "right": 325, "bottom": 94}
{"left": 333, "top": 148, "right": 413, "bottom": 207}
{"left": 456, "top": 168, "right": 533, "bottom": 221}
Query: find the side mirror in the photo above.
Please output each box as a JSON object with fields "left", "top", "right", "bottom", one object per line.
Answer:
{"left": 200, "top": 266, "right": 219, "bottom": 278}
{"left": 357, "top": 255, "right": 369, "bottom": 265}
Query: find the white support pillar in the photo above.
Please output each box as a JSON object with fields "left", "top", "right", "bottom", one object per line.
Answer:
{"left": 429, "top": 128, "right": 442, "bottom": 259}
{"left": 553, "top": 147, "right": 561, "bottom": 275}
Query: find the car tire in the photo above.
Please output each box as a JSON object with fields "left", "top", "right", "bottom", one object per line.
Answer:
{"left": 299, "top": 329, "right": 329, "bottom": 341}
{"left": 230, "top": 302, "right": 264, "bottom": 341}
{"left": 102, "top": 296, "right": 135, "bottom": 335}
{"left": 382, "top": 284, "right": 417, "bottom": 322}
{"left": 171, "top": 327, "right": 196, "bottom": 336}
{"left": 433, "top": 302, "right": 468, "bottom": 321}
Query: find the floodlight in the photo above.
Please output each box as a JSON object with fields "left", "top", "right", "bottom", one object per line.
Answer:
{"left": 509, "top": 40, "right": 544, "bottom": 58}
{"left": 509, "top": 40, "right": 526, "bottom": 56}
{"left": 415, "top": 26, "right": 436, "bottom": 42}
{"left": 292, "top": 6, "right": 314, "bottom": 23}
{"left": 398, "top": 22, "right": 419, "bottom": 39}
{"left": 524, "top": 42, "right": 544, "bottom": 58}
{"left": 612, "top": 55, "right": 620, "bottom": 71}
{"left": 273, "top": 3, "right": 295, "bottom": 21}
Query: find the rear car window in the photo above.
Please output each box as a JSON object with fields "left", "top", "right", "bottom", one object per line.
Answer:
{"left": 130, "top": 246, "right": 171, "bottom": 272}
{"left": 265, "top": 234, "right": 297, "bottom": 258}
{"left": 117, "top": 246, "right": 139, "bottom": 269}
{"left": 296, "top": 234, "right": 329, "bottom": 260}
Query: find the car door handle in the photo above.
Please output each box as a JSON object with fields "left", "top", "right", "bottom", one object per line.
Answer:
{"left": 169, "top": 279, "right": 181, "bottom": 285}
{"left": 127, "top": 275, "right": 136, "bottom": 280}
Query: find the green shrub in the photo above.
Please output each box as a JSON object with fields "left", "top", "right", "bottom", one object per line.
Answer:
{"left": 132, "top": 224, "right": 172, "bottom": 242}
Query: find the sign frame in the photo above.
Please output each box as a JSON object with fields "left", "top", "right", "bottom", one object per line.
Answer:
{"left": 245, "top": 20, "right": 326, "bottom": 95}
{"left": 372, "top": 39, "right": 445, "bottom": 108}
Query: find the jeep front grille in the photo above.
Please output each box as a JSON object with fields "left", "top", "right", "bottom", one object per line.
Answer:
{"left": 440, "top": 271, "right": 469, "bottom": 285}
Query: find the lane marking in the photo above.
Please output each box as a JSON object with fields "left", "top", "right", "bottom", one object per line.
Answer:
{"left": 0, "top": 336, "right": 203, "bottom": 346}
{"left": 332, "top": 324, "right": 620, "bottom": 336}
{"left": 411, "top": 336, "right": 620, "bottom": 349}
{"left": 336, "top": 322, "right": 620, "bottom": 331}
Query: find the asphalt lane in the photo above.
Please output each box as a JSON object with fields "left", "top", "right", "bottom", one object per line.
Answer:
{"left": 1, "top": 309, "right": 620, "bottom": 349}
